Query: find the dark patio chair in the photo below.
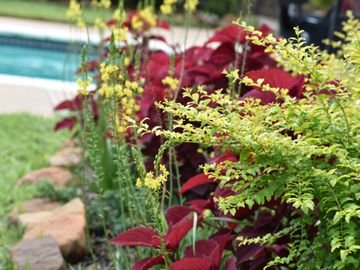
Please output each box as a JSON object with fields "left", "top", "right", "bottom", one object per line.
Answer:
{"left": 279, "top": 0, "right": 360, "bottom": 49}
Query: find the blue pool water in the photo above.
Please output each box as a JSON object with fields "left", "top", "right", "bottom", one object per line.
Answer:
{"left": 0, "top": 34, "right": 85, "bottom": 81}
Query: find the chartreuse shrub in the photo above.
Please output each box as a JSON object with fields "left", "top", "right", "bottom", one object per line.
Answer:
{"left": 135, "top": 13, "right": 360, "bottom": 269}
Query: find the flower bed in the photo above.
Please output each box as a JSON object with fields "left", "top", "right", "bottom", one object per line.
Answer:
{"left": 54, "top": 1, "right": 360, "bottom": 269}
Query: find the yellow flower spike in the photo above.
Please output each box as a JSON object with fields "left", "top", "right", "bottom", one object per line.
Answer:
{"left": 162, "top": 76, "right": 179, "bottom": 91}
{"left": 160, "top": 164, "right": 169, "bottom": 178}
{"left": 125, "top": 108, "right": 133, "bottom": 115}
{"left": 184, "top": 0, "right": 199, "bottom": 12}
{"left": 131, "top": 15, "right": 144, "bottom": 31}
{"left": 124, "top": 88, "right": 132, "bottom": 97}
{"left": 91, "top": 0, "right": 111, "bottom": 9}
{"left": 117, "top": 125, "right": 126, "bottom": 134}
{"left": 67, "top": 0, "right": 81, "bottom": 18}
{"left": 113, "top": 27, "right": 128, "bottom": 42}
{"left": 113, "top": 8, "right": 127, "bottom": 23}
{"left": 114, "top": 85, "right": 123, "bottom": 96}
{"left": 160, "top": 4, "right": 173, "bottom": 15}
{"left": 137, "top": 86, "right": 144, "bottom": 94}
{"left": 124, "top": 57, "right": 131, "bottom": 67}
{"left": 166, "top": 0, "right": 178, "bottom": 4}
{"left": 106, "top": 87, "right": 114, "bottom": 98}
{"left": 136, "top": 178, "right": 143, "bottom": 188}
{"left": 101, "top": 0, "right": 111, "bottom": 9}
{"left": 94, "top": 18, "right": 106, "bottom": 29}
{"left": 76, "top": 18, "right": 86, "bottom": 29}
{"left": 100, "top": 63, "right": 118, "bottom": 82}
{"left": 139, "top": 6, "right": 157, "bottom": 28}
{"left": 130, "top": 81, "right": 139, "bottom": 89}
{"left": 143, "top": 165, "right": 169, "bottom": 191}
{"left": 99, "top": 84, "right": 116, "bottom": 98}
{"left": 76, "top": 76, "right": 92, "bottom": 96}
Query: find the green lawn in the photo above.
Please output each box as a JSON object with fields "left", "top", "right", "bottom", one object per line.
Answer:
{"left": 0, "top": 114, "right": 68, "bottom": 267}
{"left": 0, "top": 0, "right": 113, "bottom": 23}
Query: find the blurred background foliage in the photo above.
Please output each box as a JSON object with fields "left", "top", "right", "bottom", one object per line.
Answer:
{"left": 0, "top": 0, "right": 244, "bottom": 24}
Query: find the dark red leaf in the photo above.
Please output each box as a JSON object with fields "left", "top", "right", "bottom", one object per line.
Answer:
{"left": 54, "top": 117, "right": 77, "bottom": 131}
{"left": 132, "top": 255, "right": 164, "bottom": 270}
{"left": 213, "top": 186, "right": 253, "bottom": 221}
{"left": 244, "top": 68, "right": 304, "bottom": 94}
{"left": 236, "top": 244, "right": 266, "bottom": 264}
{"left": 208, "top": 43, "right": 236, "bottom": 70}
{"left": 210, "top": 150, "right": 238, "bottom": 164}
{"left": 54, "top": 100, "right": 77, "bottom": 111}
{"left": 185, "top": 199, "right": 211, "bottom": 213}
{"left": 211, "top": 233, "right": 235, "bottom": 253}
{"left": 184, "top": 46, "right": 213, "bottom": 63}
{"left": 258, "top": 24, "right": 272, "bottom": 36}
{"left": 179, "top": 174, "right": 214, "bottom": 195}
{"left": 106, "top": 18, "right": 118, "bottom": 26}
{"left": 166, "top": 206, "right": 194, "bottom": 228}
{"left": 169, "top": 258, "right": 211, "bottom": 270}
{"left": 147, "top": 35, "right": 167, "bottom": 43}
{"left": 139, "top": 85, "right": 167, "bottom": 117}
{"left": 157, "top": 19, "right": 170, "bottom": 29}
{"left": 165, "top": 206, "right": 197, "bottom": 251}
{"left": 184, "top": 239, "right": 221, "bottom": 268}
{"left": 241, "top": 89, "right": 277, "bottom": 105}
{"left": 111, "top": 227, "right": 161, "bottom": 248}
{"left": 225, "top": 256, "right": 237, "bottom": 270}
{"left": 206, "top": 25, "right": 246, "bottom": 45}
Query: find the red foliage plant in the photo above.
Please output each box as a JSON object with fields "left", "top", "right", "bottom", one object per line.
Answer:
{"left": 54, "top": 18, "right": 279, "bottom": 182}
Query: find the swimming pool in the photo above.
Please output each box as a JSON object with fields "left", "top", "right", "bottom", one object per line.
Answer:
{"left": 0, "top": 34, "right": 85, "bottom": 82}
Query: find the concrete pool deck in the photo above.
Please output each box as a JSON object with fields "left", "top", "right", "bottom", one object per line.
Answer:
{"left": 0, "top": 74, "right": 78, "bottom": 117}
{"left": 0, "top": 16, "right": 278, "bottom": 117}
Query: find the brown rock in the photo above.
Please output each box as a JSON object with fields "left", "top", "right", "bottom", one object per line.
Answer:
{"left": 49, "top": 146, "right": 82, "bottom": 168}
{"left": 10, "top": 236, "right": 67, "bottom": 270}
{"left": 17, "top": 167, "right": 73, "bottom": 187}
{"left": 22, "top": 198, "right": 87, "bottom": 261}
{"left": 9, "top": 198, "right": 61, "bottom": 224}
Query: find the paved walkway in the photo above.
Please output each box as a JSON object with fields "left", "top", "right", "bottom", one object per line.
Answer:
{"left": 0, "top": 16, "right": 278, "bottom": 117}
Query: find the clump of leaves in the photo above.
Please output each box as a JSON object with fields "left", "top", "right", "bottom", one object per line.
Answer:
{"left": 34, "top": 180, "right": 78, "bottom": 203}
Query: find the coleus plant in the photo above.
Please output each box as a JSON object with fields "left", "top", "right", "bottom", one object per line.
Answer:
{"left": 112, "top": 148, "right": 295, "bottom": 269}
{"left": 111, "top": 205, "right": 237, "bottom": 270}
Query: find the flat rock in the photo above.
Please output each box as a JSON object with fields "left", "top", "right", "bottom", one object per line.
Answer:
{"left": 22, "top": 198, "right": 87, "bottom": 261}
{"left": 9, "top": 198, "right": 61, "bottom": 224}
{"left": 10, "top": 236, "right": 67, "bottom": 270}
{"left": 17, "top": 167, "right": 73, "bottom": 187}
{"left": 49, "top": 145, "right": 82, "bottom": 168}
